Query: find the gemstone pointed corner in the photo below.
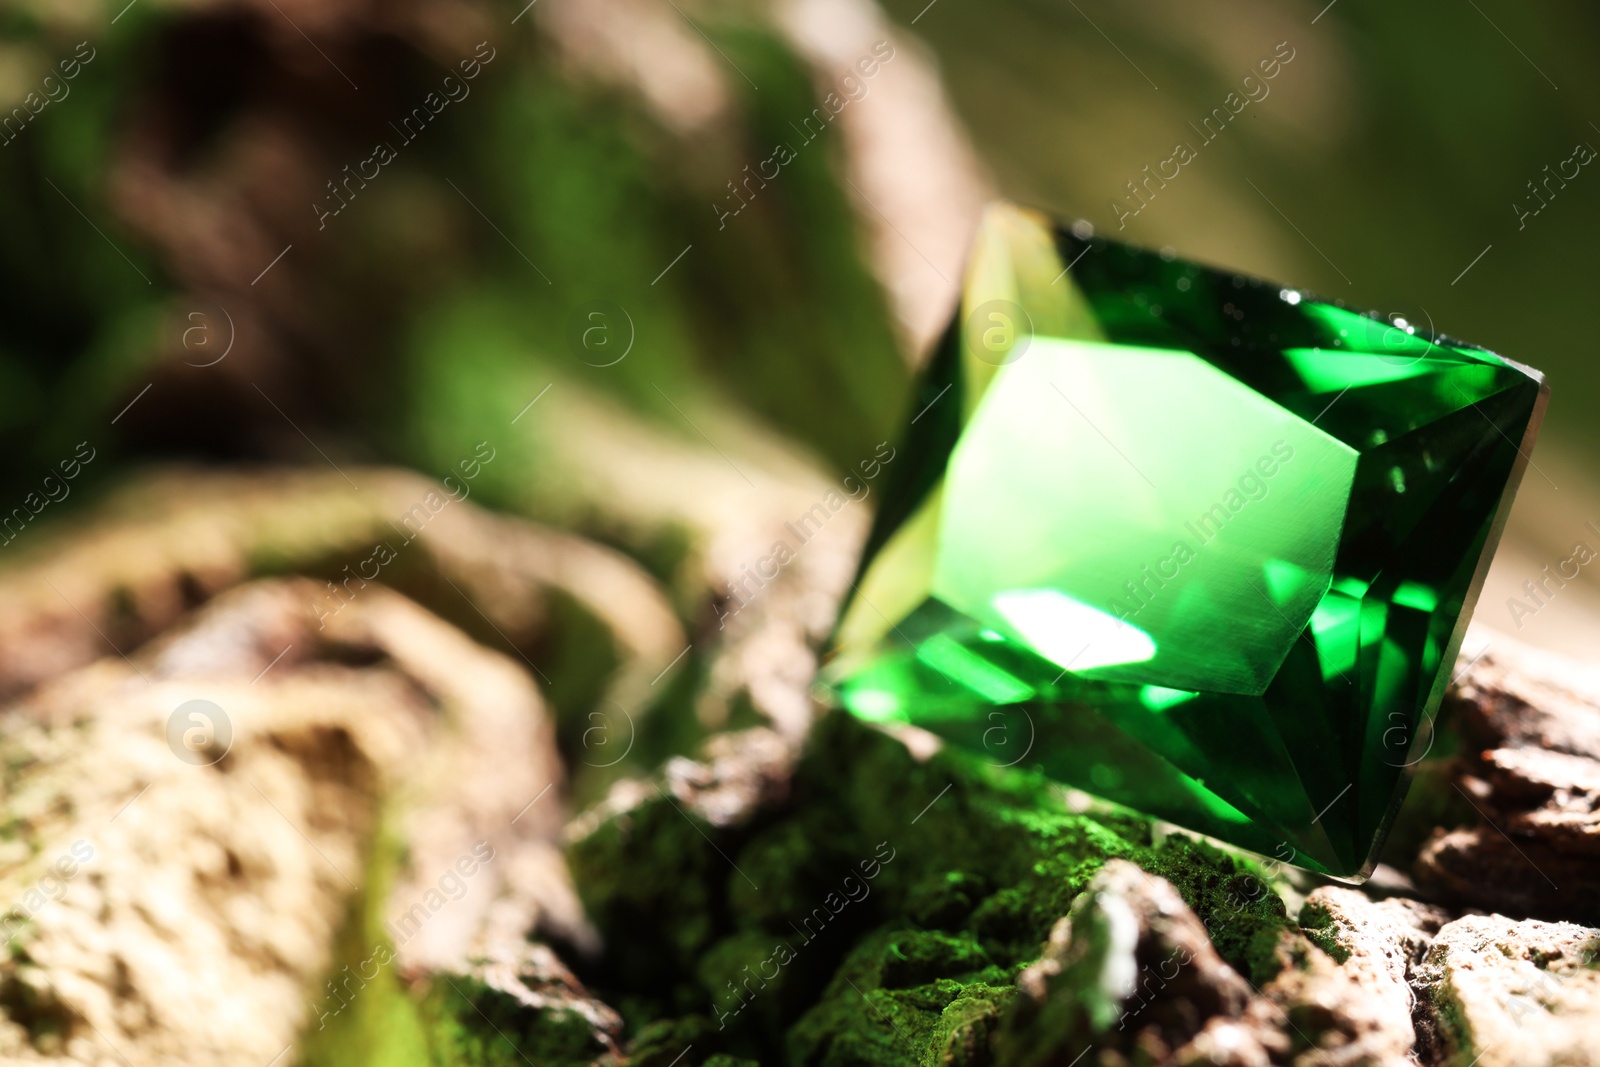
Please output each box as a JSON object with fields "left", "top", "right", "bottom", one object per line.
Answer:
{"left": 826, "top": 200, "right": 1548, "bottom": 881}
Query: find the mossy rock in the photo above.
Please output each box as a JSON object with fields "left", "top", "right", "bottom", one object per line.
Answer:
{"left": 415, "top": 976, "right": 612, "bottom": 1067}
{"left": 569, "top": 711, "right": 1296, "bottom": 1065}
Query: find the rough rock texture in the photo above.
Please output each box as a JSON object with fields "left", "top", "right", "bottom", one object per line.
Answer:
{"left": 4, "top": 472, "right": 1600, "bottom": 1065}
{"left": 566, "top": 664, "right": 1600, "bottom": 1067}
{"left": 993, "top": 865, "right": 1465, "bottom": 1067}
{"left": 1271, "top": 888, "right": 1450, "bottom": 1066}
{"left": 1413, "top": 914, "right": 1600, "bottom": 1067}
{"left": 0, "top": 467, "right": 685, "bottom": 712}
{"left": 2, "top": 493, "right": 1600, "bottom": 1065}
{"left": 411, "top": 944, "right": 627, "bottom": 1067}
{"left": 0, "top": 577, "right": 579, "bottom": 1065}
{"left": 1416, "top": 628, "right": 1600, "bottom": 924}
{"left": 998, "top": 860, "right": 1262, "bottom": 1067}
{"left": 35, "top": 0, "right": 1600, "bottom": 1063}
{"left": 567, "top": 713, "right": 1300, "bottom": 1067}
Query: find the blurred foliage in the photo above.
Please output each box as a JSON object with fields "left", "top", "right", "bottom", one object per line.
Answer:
{"left": 2, "top": 0, "right": 1595, "bottom": 514}
{"left": 881, "top": 0, "right": 1600, "bottom": 453}
{"left": 0, "top": 0, "right": 909, "bottom": 511}
{"left": 0, "top": 1, "right": 1596, "bottom": 1061}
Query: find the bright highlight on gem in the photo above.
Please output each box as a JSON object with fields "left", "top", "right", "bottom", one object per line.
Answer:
{"left": 990, "top": 589, "right": 1156, "bottom": 672}
{"left": 825, "top": 201, "right": 1547, "bottom": 880}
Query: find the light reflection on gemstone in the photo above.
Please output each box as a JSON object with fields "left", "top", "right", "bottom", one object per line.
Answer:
{"left": 990, "top": 589, "right": 1156, "bottom": 672}
{"left": 915, "top": 633, "right": 1034, "bottom": 704}
{"left": 826, "top": 200, "right": 1547, "bottom": 880}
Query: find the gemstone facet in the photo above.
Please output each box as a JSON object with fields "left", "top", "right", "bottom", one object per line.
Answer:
{"left": 826, "top": 202, "right": 1547, "bottom": 879}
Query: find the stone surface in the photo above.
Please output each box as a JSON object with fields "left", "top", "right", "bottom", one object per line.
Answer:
{"left": 1, "top": 563, "right": 1598, "bottom": 1063}
{"left": 566, "top": 711, "right": 1326, "bottom": 1067}
{"left": 1413, "top": 913, "right": 1600, "bottom": 1067}
{"left": 0, "top": 577, "right": 586, "bottom": 1066}
{"left": 663, "top": 729, "right": 799, "bottom": 830}
{"left": 1416, "top": 629, "right": 1600, "bottom": 923}
{"left": 995, "top": 864, "right": 1464, "bottom": 1067}
{"left": 999, "top": 860, "right": 1262, "bottom": 1067}
{"left": 0, "top": 467, "right": 685, "bottom": 713}
{"left": 1281, "top": 887, "right": 1451, "bottom": 1066}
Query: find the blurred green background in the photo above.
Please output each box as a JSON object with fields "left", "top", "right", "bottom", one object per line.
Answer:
{"left": 1, "top": 0, "right": 1597, "bottom": 657}
{"left": 1, "top": 6, "right": 1594, "bottom": 1063}
{"left": 891, "top": 0, "right": 1600, "bottom": 433}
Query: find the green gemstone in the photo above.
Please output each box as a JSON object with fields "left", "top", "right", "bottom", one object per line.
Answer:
{"left": 826, "top": 202, "right": 1547, "bottom": 880}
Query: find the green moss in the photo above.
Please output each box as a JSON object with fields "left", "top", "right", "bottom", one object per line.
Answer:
{"left": 1425, "top": 967, "right": 1473, "bottom": 1062}
{"left": 567, "top": 782, "right": 737, "bottom": 1019}
{"left": 905, "top": 872, "right": 991, "bottom": 931}
{"left": 698, "top": 928, "right": 813, "bottom": 1039}
{"left": 414, "top": 976, "right": 611, "bottom": 1067}
{"left": 297, "top": 817, "right": 429, "bottom": 1067}
{"left": 1143, "top": 836, "right": 1294, "bottom": 984}
{"left": 925, "top": 986, "right": 1013, "bottom": 1067}
{"left": 1298, "top": 898, "right": 1352, "bottom": 965}
{"left": 786, "top": 928, "right": 1014, "bottom": 1067}
{"left": 571, "top": 711, "right": 1300, "bottom": 1066}
{"left": 628, "top": 1015, "right": 719, "bottom": 1067}
{"left": 877, "top": 931, "right": 994, "bottom": 990}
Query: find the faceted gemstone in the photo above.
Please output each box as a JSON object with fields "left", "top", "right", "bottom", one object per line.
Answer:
{"left": 825, "top": 202, "right": 1547, "bottom": 880}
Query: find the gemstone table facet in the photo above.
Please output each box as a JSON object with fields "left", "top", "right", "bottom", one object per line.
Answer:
{"left": 826, "top": 202, "right": 1547, "bottom": 880}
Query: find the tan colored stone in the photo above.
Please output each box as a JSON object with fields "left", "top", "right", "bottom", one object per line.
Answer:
{"left": 1413, "top": 913, "right": 1600, "bottom": 1067}
{"left": 0, "top": 578, "right": 581, "bottom": 1065}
